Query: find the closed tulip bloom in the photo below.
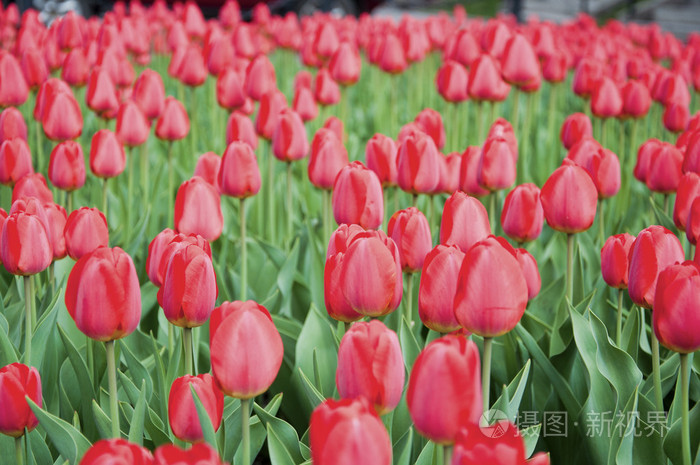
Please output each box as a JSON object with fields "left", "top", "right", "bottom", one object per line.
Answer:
{"left": 116, "top": 101, "right": 150, "bottom": 147}
{"left": 329, "top": 42, "right": 361, "bottom": 86}
{"left": 440, "top": 191, "right": 491, "bottom": 252}
{"left": 441, "top": 152, "right": 462, "bottom": 194}
{"left": 245, "top": 55, "right": 276, "bottom": 102}
{"left": 501, "top": 33, "right": 541, "bottom": 88}
{"left": 194, "top": 152, "right": 221, "bottom": 192}
{"left": 42, "top": 202, "right": 67, "bottom": 260}
{"left": 653, "top": 261, "right": 700, "bottom": 353}
{"left": 64, "top": 207, "right": 109, "bottom": 261}
{"left": 585, "top": 148, "right": 621, "bottom": 199}
{"left": 79, "top": 439, "right": 153, "bottom": 465}
{"left": 445, "top": 29, "right": 480, "bottom": 67}
{"left": 0, "top": 107, "right": 28, "bottom": 142}
{"left": 634, "top": 139, "right": 662, "bottom": 183}
{"left": 132, "top": 69, "right": 165, "bottom": 120}
{"left": 0, "top": 51, "right": 29, "bottom": 107}
{"left": 225, "top": 111, "right": 258, "bottom": 150}
{"left": 601, "top": 233, "right": 635, "bottom": 289}
{"left": 387, "top": 207, "right": 432, "bottom": 272}
{"left": 452, "top": 421, "right": 528, "bottom": 465}
{"left": 308, "top": 128, "right": 348, "bottom": 190}
{"left": 314, "top": 68, "right": 341, "bottom": 107}
{"left": 215, "top": 67, "right": 246, "bottom": 112}
{"left": 218, "top": 141, "right": 261, "bottom": 199}
{"left": 332, "top": 161, "right": 384, "bottom": 229}
{"left": 397, "top": 132, "right": 441, "bottom": 194}
{"left": 560, "top": 113, "right": 593, "bottom": 150}
{"left": 1, "top": 210, "right": 52, "bottom": 276}
{"left": 310, "top": 398, "right": 392, "bottom": 465}
{"left": 683, "top": 131, "right": 700, "bottom": 174}
{"left": 687, "top": 197, "right": 700, "bottom": 245}
{"left": 255, "top": 90, "right": 287, "bottom": 140}
{"left": 591, "top": 77, "right": 622, "bottom": 118}
{"left": 272, "top": 109, "right": 308, "bottom": 162}
{"left": 459, "top": 146, "right": 489, "bottom": 197}
{"left": 468, "top": 54, "right": 510, "bottom": 102}
{"left": 540, "top": 160, "right": 598, "bottom": 234}
{"left": 673, "top": 173, "right": 700, "bottom": 231}
{"left": 34, "top": 79, "right": 70, "bottom": 123}
{"left": 542, "top": 51, "right": 568, "bottom": 83}
{"left": 418, "top": 244, "right": 464, "bottom": 333}
{"left": 501, "top": 183, "right": 544, "bottom": 243}
{"left": 407, "top": 335, "right": 481, "bottom": 444}
{"left": 293, "top": 85, "right": 318, "bottom": 122}
{"left": 663, "top": 103, "right": 689, "bottom": 134}
{"left": 89, "top": 129, "right": 125, "bottom": 179}
{"left": 336, "top": 320, "right": 404, "bottom": 414}
{"left": 168, "top": 374, "right": 224, "bottom": 443}
{"left": 65, "top": 246, "right": 141, "bottom": 341}
{"left": 324, "top": 116, "right": 345, "bottom": 141}
{"left": 153, "top": 443, "right": 224, "bottom": 465}
{"left": 365, "top": 134, "right": 398, "bottom": 187}
{"left": 454, "top": 236, "right": 528, "bottom": 337}
{"left": 158, "top": 244, "right": 218, "bottom": 328}
{"left": 621, "top": 80, "right": 651, "bottom": 118}
{"left": 61, "top": 49, "right": 89, "bottom": 88}
{"left": 378, "top": 33, "right": 407, "bottom": 74}
{"left": 566, "top": 138, "right": 602, "bottom": 169}
{"left": 86, "top": 67, "right": 119, "bottom": 119}
{"left": 415, "top": 108, "right": 446, "bottom": 150}
{"left": 477, "top": 135, "right": 517, "bottom": 191}
{"left": 174, "top": 177, "right": 223, "bottom": 241}
{"left": 646, "top": 142, "right": 683, "bottom": 194}
{"left": 572, "top": 58, "right": 604, "bottom": 99}
{"left": 48, "top": 140, "right": 85, "bottom": 191}
{"left": 0, "top": 138, "right": 33, "bottom": 186}
{"left": 146, "top": 228, "right": 178, "bottom": 286}
{"left": 436, "top": 60, "right": 469, "bottom": 103}
{"left": 210, "top": 301, "right": 283, "bottom": 398}
{"left": 0, "top": 363, "right": 42, "bottom": 438}
{"left": 176, "top": 44, "right": 207, "bottom": 87}
{"left": 155, "top": 97, "right": 190, "bottom": 141}
{"left": 42, "top": 88, "right": 82, "bottom": 141}
{"left": 514, "top": 248, "right": 541, "bottom": 301}
{"left": 12, "top": 173, "right": 53, "bottom": 204}
{"left": 628, "top": 226, "right": 685, "bottom": 309}
{"left": 324, "top": 225, "right": 365, "bottom": 323}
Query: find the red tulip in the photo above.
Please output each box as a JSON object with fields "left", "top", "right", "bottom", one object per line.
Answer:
{"left": 336, "top": 320, "right": 404, "bottom": 414}
{"left": 310, "top": 398, "right": 392, "bottom": 465}
{"left": 663, "top": 103, "right": 689, "bottom": 133}
{"left": 324, "top": 225, "right": 366, "bottom": 323}
{"left": 365, "top": 134, "right": 398, "bottom": 187}
{"left": 378, "top": 33, "right": 407, "bottom": 74}
{"left": 44, "top": 202, "right": 67, "bottom": 260}
{"left": 591, "top": 77, "right": 622, "bottom": 118}
{"left": 79, "top": 439, "right": 153, "bottom": 465}
{"left": 560, "top": 112, "right": 593, "bottom": 150}
{"left": 477, "top": 135, "right": 517, "bottom": 191}
{"left": 153, "top": 443, "right": 224, "bottom": 465}
{"left": 653, "top": 261, "right": 700, "bottom": 353}
{"left": 89, "top": 129, "right": 126, "bottom": 179}
{"left": 501, "top": 33, "right": 541, "bottom": 88}
{"left": 255, "top": 89, "right": 287, "bottom": 140}
{"left": 194, "top": 152, "right": 221, "bottom": 192}
{"left": 542, "top": 51, "right": 568, "bottom": 83}
{"left": 155, "top": 97, "right": 190, "bottom": 141}
{"left": 86, "top": 67, "right": 119, "bottom": 119}
{"left": 216, "top": 67, "right": 246, "bottom": 112}
{"left": 601, "top": 233, "right": 635, "bottom": 289}
{"left": 628, "top": 225, "right": 685, "bottom": 308}
{"left": 42, "top": 86, "right": 82, "bottom": 141}
{"left": 308, "top": 128, "right": 348, "bottom": 190}
{"left": 540, "top": 159, "right": 598, "bottom": 234}
{"left": 418, "top": 244, "right": 464, "bottom": 333}
{"left": 12, "top": 173, "right": 53, "bottom": 204}
{"left": 440, "top": 191, "right": 491, "bottom": 252}
{"left": 226, "top": 111, "right": 258, "bottom": 150}
{"left": 682, "top": 131, "right": 700, "bottom": 174}
{"left": 174, "top": 177, "right": 223, "bottom": 242}
{"left": 292, "top": 84, "right": 318, "bottom": 122}
{"left": 452, "top": 421, "right": 528, "bottom": 465}
{"left": 459, "top": 146, "right": 489, "bottom": 197}
{"left": 407, "top": 335, "right": 482, "bottom": 444}
{"left": 329, "top": 42, "right": 361, "bottom": 86}
{"left": 1, "top": 209, "right": 52, "bottom": 276}
{"left": 146, "top": 228, "right": 179, "bottom": 286}
{"left": 20, "top": 49, "right": 47, "bottom": 90}
{"left": 65, "top": 247, "right": 141, "bottom": 341}
{"left": 387, "top": 207, "right": 432, "bottom": 272}
{"left": 646, "top": 141, "right": 683, "bottom": 194}
{"left": 687, "top": 197, "right": 700, "bottom": 245}
{"left": 621, "top": 80, "right": 651, "bottom": 118}
{"left": 572, "top": 58, "right": 604, "bottom": 99}
{"left": 61, "top": 49, "right": 89, "bottom": 88}
{"left": 56, "top": 12, "right": 84, "bottom": 51}
{"left": 436, "top": 60, "right": 469, "bottom": 103}
{"left": 332, "top": 161, "right": 383, "bottom": 229}
{"left": 158, "top": 243, "right": 218, "bottom": 328}
{"left": 206, "top": 37, "right": 234, "bottom": 77}
{"left": 133, "top": 69, "right": 166, "bottom": 120}
{"left": 245, "top": 55, "right": 276, "bottom": 101}
{"left": 0, "top": 108, "right": 27, "bottom": 143}
{"left": 0, "top": 363, "right": 41, "bottom": 438}
{"left": 414, "top": 108, "right": 446, "bottom": 150}
{"left": 585, "top": 148, "right": 621, "bottom": 199}
{"left": 454, "top": 235, "right": 528, "bottom": 337}
{"left": 209, "top": 301, "right": 283, "bottom": 399}
{"left": 176, "top": 44, "right": 207, "bottom": 87}
{"left": 218, "top": 141, "right": 261, "bottom": 199}
{"left": 501, "top": 183, "right": 544, "bottom": 243}
{"left": 116, "top": 101, "right": 150, "bottom": 147}
{"left": 314, "top": 68, "right": 341, "bottom": 107}
{"left": 397, "top": 132, "right": 441, "bottom": 194}
{"left": 0, "top": 51, "right": 29, "bottom": 107}
{"left": 566, "top": 137, "right": 602, "bottom": 167}
{"left": 48, "top": 140, "right": 85, "bottom": 191}
{"left": 0, "top": 138, "right": 33, "bottom": 186}
{"left": 64, "top": 207, "right": 109, "bottom": 261}
{"left": 272, "top": 109, "right": 308, "bottom": 162}
{"left": 634, "top": 138, "right": 662, "bottom": 183}
{"left": 468, "top": 54, "right": 510, "bottom": 102}
{"left": 673, "top": 172, "right": 700, "bottom": 231}
{"left": 168, "top": 374, "right": 224, "bottom": 443}
{"left": 514, "top": 248, "right": 541, "bottom": 300}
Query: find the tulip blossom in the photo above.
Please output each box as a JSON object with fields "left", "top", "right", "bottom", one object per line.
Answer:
{"left": 418, "top": 244, "right": 464, "bottom": 333}
{"left": 0, "top": 363, "right": 42, "bottom": 438}
{"left": 168, "top": 374, "right": 224, "bottom": 443}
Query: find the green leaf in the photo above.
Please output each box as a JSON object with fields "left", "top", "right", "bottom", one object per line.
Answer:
{"left": 399, "top": 315, "right": 421, "bottom": 372}
{"left": 129, "top": 380, "right": 147, "bottom": 446}
{"left": 0, "top": 313, "right": 18, "bottom": 366}
{"left": 266, "top": 423, "right": 297, "bottom": 465}
{"left": 294, "top": 304, "right": 338, "bottom": 397}
{"left": 91, "top": 400, "right": 112, "bottom": 440}
{"left": 190, "top": 385, "right": 218, "bottom": 451}
{"left": 664, "top": 395, "right": 700, "bottom": 465}
{"left": 253, "top": 398, "right": 304, "bottom": 464}
{"left": 26, "top": 397, "right": 91, "bottom": 465}
{"left": 392, "top": 428, "right": 413, "bottom": 465}
{"left": 521, "top": 424, "right": 541, "bottom": 457}
{"left": 492, "top": 360, "right": 531, "bottom": 422}
{"left": 295, "top": 368, "right": 325, "bottom": 408}
{"left": 414, "top": 440, "right": 437, "bottom": 465}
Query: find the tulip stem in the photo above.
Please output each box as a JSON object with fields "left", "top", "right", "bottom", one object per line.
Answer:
{"left": 267, "top": 142, "right": 276, "bottom": 245}
{"left": 512, "top": 90, "right": 521, "bottom": 138}
{"left": 105, "top": 340, "right": 120, "bottom": 438}
{"left": 443, "top": 445, "right": 452, "bottom": 465}
{"left": 547, "top": 83, "right": 558, "bottom": 157}
{"left": 631, "top": 119, "right": 639, "bottom": 164}
{"left": 521, "top": 93, "right": 534, "bottom": 183}
{"left": 167, "top": 141, "right": 174, "bottom": 227}
{"left": 102, "top": 178, "right": 109, "bottom": 219}
{"left": 482, "top": 337, "right": 492, "bottom": 412}
{"left": 598, "top": 199, "right": 605, "bottom": 245}
{"left": 241, "top": 398, "right": 251, "bottom": 465}
{"left": 23, "top": 276, "right": 32, "bottom": 366}
{"left": 412, "top": 194, "right": 418, "bottom": 208}
{"left": 126, "top": 146, "right": 135, "bottom": 244}
{"left": 35, "top": 120, "right": 44, "bottom": 172}
{"left": 286, "top": 162, "right": 293, "bottom": 245}
{"left": 566, "top": 233, "right": 574, "bottom": 303}
{"left": 189, "top": 87, "right": 197, "bottom": 156}
{"left": 651, "top": 333, "right": 664, "bottom": 414}
{"left": 680, "top": 353, "right": 691, "bottom": 465}
{"left": 489, "top": 193, "right": 496, "bottom": 236}
{"left": 323, "top": 190, "right": 332, "bottom": 245}
{"left": 86, "top": 335, "right": 93, "bottom": 388}
{"left": 664, "top": 194, "right": 670, "bottom": 216}
{"left": 183, "top": 327, "right": 193, "bottom": 375}
{"left": 67, "top": 191, "right": 73, "bottom": 212}
{"left": 405, "top": 273, "right": 414, "bottom": 329}
{"left": 15, "top": 436, "right": 22, "bottom": 465}
{"left": 477, "top": 102, "right": 484, "bottom": 143}
{"left": 140, "top": 143, "right": 148, "bottom": 199}
{"left": 240, "top": 198, "right": 247, "bottom": 301}
{"left": 616, "top": 289, "right": 623, "bottom": 347}
{"left": 48, "top": 262, "right": 55, "bottom": 293}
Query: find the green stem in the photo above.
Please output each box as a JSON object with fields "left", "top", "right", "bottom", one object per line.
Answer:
{"left": 482, "top": 337, "right": 493, "bottom": 412}
{"left": 126, "top": 146, "right": 134, "bottom": 243}
{"left": 323, "top": 189, "right": 332, "bottom": 245}
{"left": 598, "top": 199, "right": 605, "bottom": 245}
{"left": 67, "top": 191, "right": 73, "bottom": 212}
{"left": 680, "top": 353, "right": 691, "bottom": 465}
{"left": 105, "top": 340, "right": 120, "bottom": 438}
{"left": 240, "top": 198, "right": 247, "bottom": 301}
{"left": 566, "top": 234, "right": 574, "bottom": 303}
{"left": 547, "top": 84, "right": 558, "bottom": 156}
{"left": 140, "top": 143, "right": 148, "bottom": 198}
{"left": 488, "top": 101, "right": 495, "bottom": 130}
{"left": 241, "top": 398, "right": 251, "bottom": 465}
{"left": 286, "top": 162, "right": 293, "bottom": 245}
{"left": 167, "top": 141, "right": 174, "bottom": 227}
{"left": 616, "top": 289, "right": 623, "bottom": 347}
{"left": 489, "top": 193, "right": 496, "bottom": 235}
{"left": 521, "top": 93, "right": 534, "bottom": 183}
{"left": 48, "top": 262, "right": 55, "bottom": 293}
{"left": 183, "top": 327, "right": 193, "bottom": 375}
{"left": 404, "top": 273, "right": 414, "bottom": 328}
{"left": 102, "top": 178, "right": 109, "bottom": 219}
{"left": 29, "top": 276, "right": 36, "bottom": 331}
{"left": 412, "top": 194, "right": 418, "bottom": 208}
{"left": 631, "top": 119, "right": 639, "bottom": 166}
{"left": 24, "top": 276, "right": 32, "bottom": 366}
{"left": 15, "top": 436, "right": 23, "bottom": 465}
{"left": 168, "top": 325, "right": 174, "bottom": 360}
{"left": 602, "top": 118, "right": 608, "bottom": 148}
{"left": 664, "top": 194, "right": 670, "bottom": 216}
{"left": 35, "top": 120, "right": 43, "bottom": 173}
{"left": 443, "top": 445, "right": 452, "bottom": 465}
{"left": 189, "top": 87, "right": 196, "bottom": 156}
{"left": 86, "top": 335, "right": 93, "bottom": 389}
{"left": 512, "top": 90, "right": 521, "bottom": 138}
{"left": 267, "top": 142, "right": 276, "bottom": 245}
{"left": 651, "top": 333, "right": 664, "bottom": 413}
{"left": 477, "top": 102, "right": 484, "bottom": 143}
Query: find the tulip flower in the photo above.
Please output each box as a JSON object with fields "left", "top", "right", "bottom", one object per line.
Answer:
{"left": 48, "top": 140, "right": 85, "bottom": 199}
{"left": 365, "top": 134, "right": 398, "bottom": 188}
{"left": 673, "top": 173, "right": 700, "bottom": 232}
{"left": 418, "top": 244, "right": 464, "bottom": 333}
{"left": 61, "top": 49, "right": 89, "bottom": 88}
{"left": 501, "top": 183, "right": 543, "bottom": 243}
{"left": 414, "top": 108, "right": 446, "bottom": 150}
{"left": 174, "top": 177, "right": 223, "bottom": 242}
{"left": 226, "top": 111, "right": 258, "bottom": 150}
{"left": 245, "top": 55, "right": 276, "bottom": 101}
{"left": 41, "top": 86, "right": 83, "bottom": 142}
{"left": 336, "top": 320, "right": 404, "bottom": 414}
{"left": 329, "top": 42, "right": 361, "bottom": 86}
{"left": 687, "top": 197, "right": 700, "bottom": 246}
{"left": 12, "top": 173, "right": 53, "bottom": 205}
{"left": 308, "top": 128, "right": 348, "bottom": 191}
{"left": 0, "top": 363, "right": 41, "bottom": 438}
{"left": 663, "top": 103, "right": 689, "bottom": 134}
{"left": 601, "top": 232, "right": 636, "bottom": 344}
{"left": 64, "top": 207, "right": 108, "bottom": 261}
{"left": 0, "top": 107, "right": 28, "bottom": 142}
{"left": 79, "top": 439, "right": 153, "bottom": 465}
{"left": 514, "top": 248, "right": 541, "bottom": 301}
{"left": 477, "top": 134, "right": 517, "bottom": 194}
{"left": 452, "top": 421, "right": 537, "bottom": 465}
{"left": 645, "top": 142, "right": 683, "bottom": 200}
{"left": 314, "top": 68, "right": 341, "bottom": 107}
{"left": 132, "top": 69, "right": 166, "bottom": 120}
{"left": 255, "top": 89, "right": 287, "bottom": 140}
{"left": 155, "top": 96, "right": 190, "bottom": 142}
{"left": 293, "top": 84, "right": 318, "bottom": 122}
{"left": 436, "top": 60, "right": 469, "bottom": 104}
{"left": 44, "top": 202, "right": 67, "bottom": 261}
{"left": 332, "top": 161, "right": 384, "bottom": 230}
{"left": 216, "top": 67, "right": 246, "bottom": 112}
{"left": 560, "top": 113, "right": 593, "bottom": 150}
{"left": 0, "top": 51, "right": 29, "bottom": 107}
{"left": 459, "top": 146, "right": 489, "bottom": 198}
{"left": 168, "top": 374, "right": 224, "bottom": 443}
{"left": 387, "top": 207, "right": 432, "bottom": 273}
{"left": 1, "top": 209, "right": 52, "bottom": 277}
{"left": 440, "top": 191, "right": 491, "bottom": 252}
{"left": 324, "top": 225, "right": 365, "bottom": 323}
{"left": 146, "top": 228, "right": 179, "bottom": 287}
{"left": 193, "top": 152, "right": 221, "bottom": 192}
{"left": 153, "top": 443, "right": 225, "bottom": 465}
{"left": 86, "top": 67, "right": 119, "bottom": 121}
{"left": 407, "top": 335, "right": 482, "bottom": 444}
{"left": 397, "top": 131, "right": 441, "bottom": 197}
{"left": 0, "top": 138, "right": 33, "bottom": 186}
{"left": 621, "top": 80, "right": 651, "bottom": 119}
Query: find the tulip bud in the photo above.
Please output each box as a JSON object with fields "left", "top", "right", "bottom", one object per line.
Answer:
{"left": 48, "top": 140, "right": 85, "bottom": 192}
{"left": 452, "top": 421, "right": 528, "bottom": 464}
{"left": 174, "top": 177, "right": 223, "bottom": 242}
{"left": 64, "top": 207, "right": 109, "bottom": 261}
{"left": 79, "top": 439, "right": 153, "bottom": 465}
{"left": 65, "top": 247, "right": 141, "bottom": 341}
{"left": 155, "top": 97, "right": 190, "bottom": 142}
{"left": 418, "top": 244, "right": 464, "bottom": 333}
{"left": 86, "top": 67, "right": 119, "bottom": 119}
{"left": 245, "top": 55, "right": 276, "bottom": 101}
{"left": 226, "top": 111, "right": 258, "bottom": 150}
{"left": 387, "top": 207, "right": 432, "bottom": 272}
{"left": 397, "top": 132, "right": 441, "bottom": 194}
{"left": 500, "top": 183, "right": 543, "bottom": 243}
{"left": 336, "top": 320, "right": 404, "bottom": 414}
{"left": 0, "top": 363, "right": 41, "bottom": 438}
{"left": 216, "top": 67, "right": 246, "bottom": 112}
{"left": 314, "top": 68, "right": 341, "bottom": 106}
{"left": 459, "top": 146, "right": 489, "bottom": 197}
{"left": 1, "top": 209, "right": 52, "bottom": 276}
{"left": 673, "top": 173, "right": 700, "bottom": 231}
{"left": 329, "top": 42, "right": 361, "bottom": 86}
{"left": 653, "top": 261, "right": 700, "bottom": 353}
{"left": 116, "top": 101, "right": 150, "bottom": 147}
{"left": 540, "top": 160, "right": 598, "bottom": 234}
{"left": 365, "top": 134, "right": 398, "bottom": 187}
{"left": 0, "top": 138, "right": 33, "bottom": 186}
{"left": 42, "top": 87, "right": 83, "bottom": 141}
{"left": 217, "top": 141, "right": 261, "bottom": 199}
{"left": 514, "top": 248, "right": 541, "bottom": 301}
{"left": 89, "top": 129, "right": 126, "bottom": 179}
{"left": 0, "top": 107, "right": 28, "bottom": 142}
{"left": 308, "top": 128, "right": 348, "bottom": 190}
{"left": 501, "top": 33, "right": 541, "bottom": 88}
{"left": 255, "top": 90, "right": 287, "bottom": 140}
{"left": 193, "top": 152, "right": 221, "bottom": 192}
{"left": 378, "top": 33, "right": 407, "bottom": 74}
{"left": 414, "top": 108, "right": 445, "bottom": 150}
{"left": 560, "top": 112, "right": 593, "bottom": 150}
{"left": 436, "top": 60, "right": 469, "bottom": 103}
{"left": 621, "top": 80, "right": 651, "bottom": 119}
{"left": 646, "top": 142, "right": 683, "bottom": 194}
{"left": 468, "top": 54, "right": 510, "bottom": 102}
{"left": 440, "top": 191, "right": 491, "bottom": 252}
{"left": 153, "top": 443, "right": 225, "bottom": 465}
{"left": 687, "top": 197, "right": 700, "bottom": 246}
{"left": 132, "top": 69, "right": 166, "bottom": 120}
{"left": 210, "top": 301, "right": 283, "bottom": 399}
{"left": 332, "top": 161, "right": 383, "bottom": 229}
{"left": 0, "top": 51, "right": 29, "bottom": 107}
{"left": 591, "top": 77, "right": 622, "bottom": 118}
{"left": 168, "top": 374, "right": 224, "bottom": 443}
{"left": 61, "top": 49, "right": 89, "bottom": 88}
{"left": 146, "top": 228, "right": 179, "bottom": 286}
{"left": 407, "top": 335, "right": 482, "bottom": 444}
{"left": 272, "top": 109, "right": 308, "bottom": 162}
{"left": 324, "top": 225, "right": 365, "bottom": 323}
{"left": 683, "top": 131, "right": 700, "bottom": 174}
{"left": 293, "top": 85, "right": 318, "bottom": 122}
{"left": 634, "top": 139, "right": 662, "bottom": 183}
{"left": 663, "top": 103, "right": 689, "bottom": 133}
{"left": 601, "top": 233, "right": 635, "bottom": 289}
{"left": 44, "top": 202, "right": 67, "bottom": 260}
{"left": 477, "top": 135, "right": 517, "bottom": 191}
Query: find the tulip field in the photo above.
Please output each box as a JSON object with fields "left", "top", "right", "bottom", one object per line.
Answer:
{"left": 1, "top": 1, "right": 700, "bottom": 464}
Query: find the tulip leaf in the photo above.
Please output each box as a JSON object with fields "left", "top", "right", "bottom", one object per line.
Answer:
{"left": 149, "top": 333, "right": 169, "bottom": 420}
{"left": 129, "top": 380, "right": 148, "bottom": 445}
{"left": 399, "top": 315, "right": 421, "bottom": 372}
{"left": 26, "top": 397, "right": 91, "bottom": 465}
{"left": 295, "top": 304, "right": 338, "bottom": 398}
{"left": 253, "top": 398, "right": 304, "bottom": 464}
{"left": 120, "top": 336, "right": 154, "bottom": 401}
{"left": 265, "top": 423, "right": 297, "bottom": 465}
{"left": 521, "top": 424, "right": 541, "bottom": 457}
{"left": 296, "top": 367, "right": 325, "bottom": 407}
{"left": 118, "top": 371, "right": 170, "bottom": 446}
{"left": 650, "top": 197, "right": 677, "bottom": 232}
{"left": 393, "top": 427, "right": 413, "bottom": 465}
{"left": 492, "top": 359, "right": 531, "bottom": 422}
{"left": 413, "top": 441, "right": 436, "bottom": 465}
{"left": 0, "top": 313, "right": 18, "bottom": 365}
{"left": 91, "top": 400, "right": 112, "bottom": 440}
{"left": 664, "top": 383, "right": 700, "bottom": 465}
{"left": 190, "top": 385, "right": 218, "bottom": 451}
